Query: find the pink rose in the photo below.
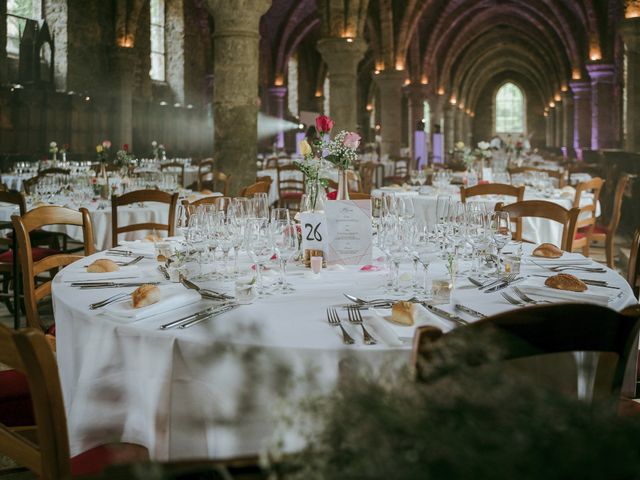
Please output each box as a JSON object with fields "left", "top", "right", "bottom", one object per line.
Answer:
{"left": 102, "top": 140, "right": 112, "bottom": 149}
{"left": 315, "top": 115, "right": 334, "bottom": 134}
{"left": 342, "top": 132, "right": 361, "bottom": 149}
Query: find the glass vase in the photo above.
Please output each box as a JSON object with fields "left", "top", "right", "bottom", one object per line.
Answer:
{"left": 304, "top": 180, "right": 326, "bottom": 212}
{"left": 336, "top": 168, "right": 350, "bottom": 200}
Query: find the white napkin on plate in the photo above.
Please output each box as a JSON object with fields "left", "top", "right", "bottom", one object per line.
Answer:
{"left": 367, "top": 304, "right": 453, "bottom": 346}
{"left": 517, "top": 281, "right": 612, "bottom": 306}
{"left": 61, "top": 265, "right": 142, "bottom": 282}
{"left": 102, "top": 284, "right": 200, "bottom": 322}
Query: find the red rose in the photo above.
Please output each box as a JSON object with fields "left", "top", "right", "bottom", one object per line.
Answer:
{"left": 327, "top": 190, "right": 337, "bottom": 200}
{"left": 123, "top": 144, "right": 129, "bottom": 152}
{"left": 315, "top": 115, "right": 334, "bottom": 134}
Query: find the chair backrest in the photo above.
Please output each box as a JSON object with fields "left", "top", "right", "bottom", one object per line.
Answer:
{"left": 265, "top": 157, "right": 279, "bottom": 169}
{"left": 181, "top": 196, "right": 231, "bottom": 218}
{"left": 629, "top": 227, "right": 640, "bottom": 299}
{"left": 347, "top": 192, "right": 371, "bottom": 200}
{"left": 12, "top": 207, "right": 95, "bottom": 330}
{"left": 111, "top": 190, "right": 178, "bottom": 247}
{"left": 606, "top": 174, "right": 629, "bottom": 233}
{"left": 277, "top": 164, "right": 305, "bottom": 199}
{"left": 572, "top": 177, "right": 604, "bottom": 230}
{"left": 460, "top": 183, "right": 525, "bottom": 203}
{"left": 240, "top": 181, "right": 271, "bottom": 198}
{"left": 495, "top": 200, "right": 580, "bottom": 251}
{"left": 0, "top": 191, "right": 27, "bottom": 249}
{"left": 412, "top": 304, "right": 640, "bottom": 399}
{"left": 159, "top": 162, "right": 185, "bottom": 187}
{"left": 0, "top": 324, "right": 73, "bottom": 479}
{"left": 199, "top": 170, "right": 231, "bottom": 196}
{"left": 359, "top": 162, "right": 378, "bottom": 193}
{"left": 391, "top": 157, "right": 409, "bottom": 177}
{"left": 22, "top": 176, "right": 38, "bottom": 195}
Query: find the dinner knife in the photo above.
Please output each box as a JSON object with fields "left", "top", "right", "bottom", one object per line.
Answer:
{"left": 484, "top": 277, "right": 524, "bottom": 293}
{"left": 74, "top": 282, "right": 160, "bottom": 289}
{"left": 424, "top": 304, "right": 469, "bottom": 326}
{"left": 159, "top": 304, "right": 227, "bottom": 330}
{"left": 454, "top": 304, "right": 486, "bottom": 319}
{"left": 178, "top": 304, "right": 240, "bottom": 329}
{"left": 180, "top": 277, "right": 234, "bottom": 300}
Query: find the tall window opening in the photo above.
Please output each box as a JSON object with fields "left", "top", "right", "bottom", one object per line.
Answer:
{"left": 323, "top": 75, "right": 330, "bottom": 115}
{"left": 423, "top": 100, "right": 431, "bottom": 135}
{"left": 287, "top": 55, "right": 299, "bottom": 117}
{"left": 150, "top": 0, "right": 166, "bottom": 82}
{"left": 495, "top": 82, "right": 525, "bottom": 133}
{"left": 6, "top": 0, "right": 40, "bottom": 56}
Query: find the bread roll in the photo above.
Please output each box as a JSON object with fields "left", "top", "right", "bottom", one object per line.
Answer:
{"left": 391, "top": 301, "right": 416, "bottom": 326}
{"left": 86, "top": 258, "right": 120, "bottom": 273}
{"left": 532, "top": 243, "right": 563, "bottom": 259}
{"left": 144, "top": 234, "right": 162, "bottom": 242}
{"left": 131, "top": 284, "right": 161, "bottom": 308}
{"left": 544, "top": 273, "right": 588, "bottom": 292}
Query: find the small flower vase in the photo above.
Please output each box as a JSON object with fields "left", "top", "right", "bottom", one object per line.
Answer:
{"left": 99, "top": 162, "right": 107, "bottom": 180}
{"left": 61, "top": 152, "right": 66, "bottom": 163}
{"left": 52, "top": 152, "right": 57, "bottom": 162}
{"left": 336, "top": 168, "right": 350, "bottom": 200}
{"left": 304, "top": 180, "right": 326, "bottom": 212}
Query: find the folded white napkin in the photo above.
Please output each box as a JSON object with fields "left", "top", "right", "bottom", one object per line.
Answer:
{"left": 368, "top": 304, "right": 453, "bottom": 347}
{"left": 102, "top": 284, "right": 200, "bottom": 322}
{"left": 517, "top": 284, "right": 611, "bottom": 306}
{"left": 61, "top": 265, "right": 142, "bottom": 282}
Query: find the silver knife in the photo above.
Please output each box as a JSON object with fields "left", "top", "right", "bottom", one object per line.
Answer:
{"left": 159, "top": 305, "right": 225, "bottom": 330}
{"left": 178, "top": 304, "right": 239, "bottom": 329}
{"left": 425, "top": 304, "right": 469, "bottom": 326}
{"left": 484, "top": 277, "right": 523, "bottom": 293}
{"left": 454, "top": 304, "right": 486, "bottom": 318}
{"left": 75, "top": 282, "right": 160, "bottom": 289}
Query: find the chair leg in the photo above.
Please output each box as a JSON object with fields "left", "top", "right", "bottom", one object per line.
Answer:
{"left": 582, "top": 241, "right": 590, "bottom": 257}
{"left": 605, "top": 234, "right": 614, "bottom": 269}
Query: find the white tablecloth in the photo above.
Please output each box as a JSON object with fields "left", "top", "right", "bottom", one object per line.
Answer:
{"left": 372, "top": 186, "right": 601, "bottom": 247}
{"left": 52, "top": 245, "right": 637, "bottom": 461}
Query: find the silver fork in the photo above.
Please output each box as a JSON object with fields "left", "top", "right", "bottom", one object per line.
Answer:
{"left": 500, "top": 291, "right": 524, "bottom": 306}
{"left": 548, "top": 265, "right": 606, "bottom": 273}
{"left": 89, "top": 292, "right": 131, "bottom": 310}
{"left": 121, "top": 255, "right": 144, "bottom": 266}
{"left": 327, "top": 308, "right": 355, "bottom": 345}
{"left": 480, "top": 273, "right": 517, "bottom": 290}
{"left": 347, "top": 307, "right": 376, "bottom": 345}
{"left": 512, "top": 286, "right": 551, "bottom": 305}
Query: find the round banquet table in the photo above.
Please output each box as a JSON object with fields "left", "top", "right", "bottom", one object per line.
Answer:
{"left": 372, "top": 186, "right": 600, "bottom": 247}
{"left": 52, "top": 243, "right": 638, "bottom": 461}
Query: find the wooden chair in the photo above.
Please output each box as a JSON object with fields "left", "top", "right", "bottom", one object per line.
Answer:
{"left": 412, "top": 304, "right": 640, "bottom": 400}
{"left": 0, "top": 191, "right": 27, "bottom": 314}
{"left": 277, "top": 164, "right": 305, "bottom": 209}
{"left": 628, "top": 227, "right": 640, "bottom": 299}
{"left": 0, "top": 324, "right": 148, "bottom": 479}
{"left": 571, "top": 177, "right": 604, "bottom": 257}
{"left": 199, "top": 170, "right": 231, "bottom": 196}
{"left": 181, "top": 196, "right": 231, "bottom": 219}
{"left": 580, "top": 175, "right": 629, "bottom": 268}
{"left": 239, "top": 181, "right": 271, "bottom": 198}
{"left": 346, "top": 192, "right": 371, "bottom": 200}
{"left": 326, "top": 171, "right": 362, "bottom": 193}
{"left": 111, "top": 190, "right": 178, "bottom": 247}
{"left": 22, "top": 176, "right": 38, "bottom": 195}
{"left": 22, "top": 168, "right": 71, "bottom": 195}
{"left": 384, "top": 157, "right": 410, "bottom": 185}
{"left": 495, "top": 200, "right": 580, "bottom": 252}
{"left": 508, "top": 166, "right": 567, "bottom": 188}
{"left": 160, "top": 162, "right": 185, "bottom": 187}
{"left": 359, "top": 161, "right": 378, "bottom": 194}
{"left": 265, "top": 157, "right": 279, "bottom": 169}
{"left": 12, "top": 206, "right": 95, "bottom": 331}
{"left": 460, "top": 183, "right": 525, "bottom": 203}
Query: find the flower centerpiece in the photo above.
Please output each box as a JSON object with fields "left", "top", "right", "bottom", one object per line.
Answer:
{"left": 59, "top": 144, "right": 69, "bottom": 162}
{"left": 96, "top": 140, "right": 111, "bottom": 164}
{"left": 115, "top": 143, "right": 133, "bottom": 177}
{"left": 294, "top": 139, "right": 327, "bottom": 211}
{"left": 152, "top": 141, "right": 166, "bottom": 161}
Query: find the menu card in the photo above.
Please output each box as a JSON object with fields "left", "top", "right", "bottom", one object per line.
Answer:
{"left": 324, "top": 200, "right": 372, "bottom": 265}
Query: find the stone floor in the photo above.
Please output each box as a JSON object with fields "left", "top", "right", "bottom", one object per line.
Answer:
{"left": 0, "top": 236, "right": 635, "bottom": 478}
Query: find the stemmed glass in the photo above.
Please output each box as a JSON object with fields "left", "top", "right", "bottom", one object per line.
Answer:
{"left": 176, "top": 204, "right": 195, "bottom": 239}
{"left": 217, "top": 218, "right": 234, "bottom": 278}
{"left": 415, "top": 229, "right": 439, "bottom": 297}
{"left": 252, "top": 193, "right": 270, "bottom": 223}
{"left": 273, "top": 219, "right": 298, "bottom": 293}
{"left": 490, "top": 211, "right": 512, "bottom": 274}
{"left": 244, "top": 218, "right": 274, "bottom": 296}
{"left": 435, "top": 195, "right": 451, "bottom": 253}
{"left": 185, "top": 213, "right": 206, "bottom": 278}
{"left": 466, "top": 211, "right": 490, "bottom": 273}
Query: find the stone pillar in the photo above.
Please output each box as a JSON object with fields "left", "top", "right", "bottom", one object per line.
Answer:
{"left": 555, "top": 102, "right": 563, "bottom": 147}
{"left": 316, "top": 37, "right": 367, "bottom": 133}
{"left": 545, "top": 111, "right": 555, "bottom": 147}
{"left": 587, "top": 64, "right": 618, "bottom": 149}
{"left": 373, "top": 70, "right": 405, "bottom": 158}
{"left": 562, "top": 92, "right": 574, "bottom": 151}
{"left": 405, "top": 84, "right": 428, "bottom": 159}
{"left": 0, "top": 0, "right": 6, "bottom": 84}
{"left": 268, "top": 86, "right": 287, "bottom": 149}
{"left": 444, "top": 105, "right": 455, "bottom": 153}
{"left": 110, "top": 47, "right": 136, "bottom": 149}
{"left": 570, "top": 81, "right": 592, "bottom": 149}
{"left": 620, "top": 18, "right": 640, "bottom": 152}
{"left": 205, "top": 0, "right": 271, "bottom": 195}
{"left": 464, "top": 113, "right": 472, "bottom": 145}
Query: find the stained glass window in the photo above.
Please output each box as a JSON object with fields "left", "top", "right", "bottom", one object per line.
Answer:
{"left": 150, "top": 0, "right": 166, "bottom": 82}
{"left": 495, "top": 82, "right": 525, "bottom": 133}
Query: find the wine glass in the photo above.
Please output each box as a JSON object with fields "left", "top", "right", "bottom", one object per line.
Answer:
{"left": 244, "top": 219, "right": 274, "bottom": 296}
{"left": 466, "top": 211, "right": 490, "bottom": 274}
{"left": 490, "top": 211, "right": 512, "bottom": 274}
{"left": 252, "top": 193, "right": 270, "bottom": 223}
{"left": 273, "top": 220, "right": 298, "bottom": 293}
{"left": 415, "top": 229, "right": 439, "bottom": 297}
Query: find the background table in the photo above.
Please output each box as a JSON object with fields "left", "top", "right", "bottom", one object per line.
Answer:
{"left": 52, "top": 246, "right": 637, "bottom": 461}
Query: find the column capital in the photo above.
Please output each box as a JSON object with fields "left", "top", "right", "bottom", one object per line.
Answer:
{"left": 586, "top": 63, "right": 616, "bottom": 82}
{"left": 569, "top": 80, "right": 591, "bottom": 97}
{"left": 403, "top": 83, "right": 429, "bottom": 103}
{"left": 373, "top": 69, "right": 406, "bottom": 90}
{"left": 620, "top": 17, "right": 640, "bottom": 51}
{"left": 268, "top": 86, "right": 287, "bottom": 98}
{"left": 316, "top": 37, "right": 367, "bottom": 75}
{"left": 204, "top": 0, "right": 271, "bottom": 34}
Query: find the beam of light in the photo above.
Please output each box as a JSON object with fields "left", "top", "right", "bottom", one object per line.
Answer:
{"left": 257, "top": 113, "right": 301, "bottom": 140}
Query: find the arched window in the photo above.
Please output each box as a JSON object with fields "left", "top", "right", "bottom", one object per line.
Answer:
{"left": 423, "top": 100, "right": 431, "bottom": 135}
{"left": 150, "top": 0, "right": 166, "bottom": 81}
{"left": 495, "top": 82, "right": 525, "bottom": 133}
{"left": 6, "top": 0, "right": 41, "bottom": 56}
{"left": 287, "top": 55, "right": 299, "bottom": 117}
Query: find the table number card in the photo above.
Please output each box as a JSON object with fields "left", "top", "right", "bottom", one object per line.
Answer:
{"left": 325, "top": 200, "right": 372, "bottom": 265}
{"left": 299, "top": 211, "right": 328, "bottom": 254}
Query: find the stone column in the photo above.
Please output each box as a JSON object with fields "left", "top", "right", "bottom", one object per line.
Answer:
{"left": 268, "top": 86, "right": 287, "bottom": 149}
{"left": 110, "top": 47, "right": 136, "bottom": 149}
{"left": 0, "top": 0, "right": 6, "bottom": 85}
{"left": 405, "top": 84, "right": 428, "bottom": 159}
{"left": 587, "top": 64, "right": 618, "bottom": 150}
{"left": 555, "top": 102, "right": 563, "bottom": 147}
{"left": 620, "top": 18, "right": 640, "bottom": 152}
{"left": 444, "top": 105, "right": 455, "bottom": 153}
{"left": 464, "top": 113, "right": 472, "bottom": 145}
{"left": 373, "top": 70, "right": 405, "bottom": 158}
{"left": 545, "top": 110, "right": 555, "bottom": 147}
{"left": 205, "top": 0, "right": 271, "bottom": 195}
{"left": 562, "top": 92, "right": 574, "bottom": 151}
{"left": 316, "top": 37, "right": 367, "bottom": 133}
{"left": 570, "top": 80, "right": 592, "bottom": 149}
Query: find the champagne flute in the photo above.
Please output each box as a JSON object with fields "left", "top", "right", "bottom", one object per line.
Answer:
{"left": 273, "top": 220, "right": 298, "bottom": 293}
{"left": 252, "top": 193, "right": 269, "bottom": 223}
{"left": 490, "top": 211, "right": 512, "bottom": 274}
{"left": 245, "top": 219, "right": 274, "bottom": 296}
